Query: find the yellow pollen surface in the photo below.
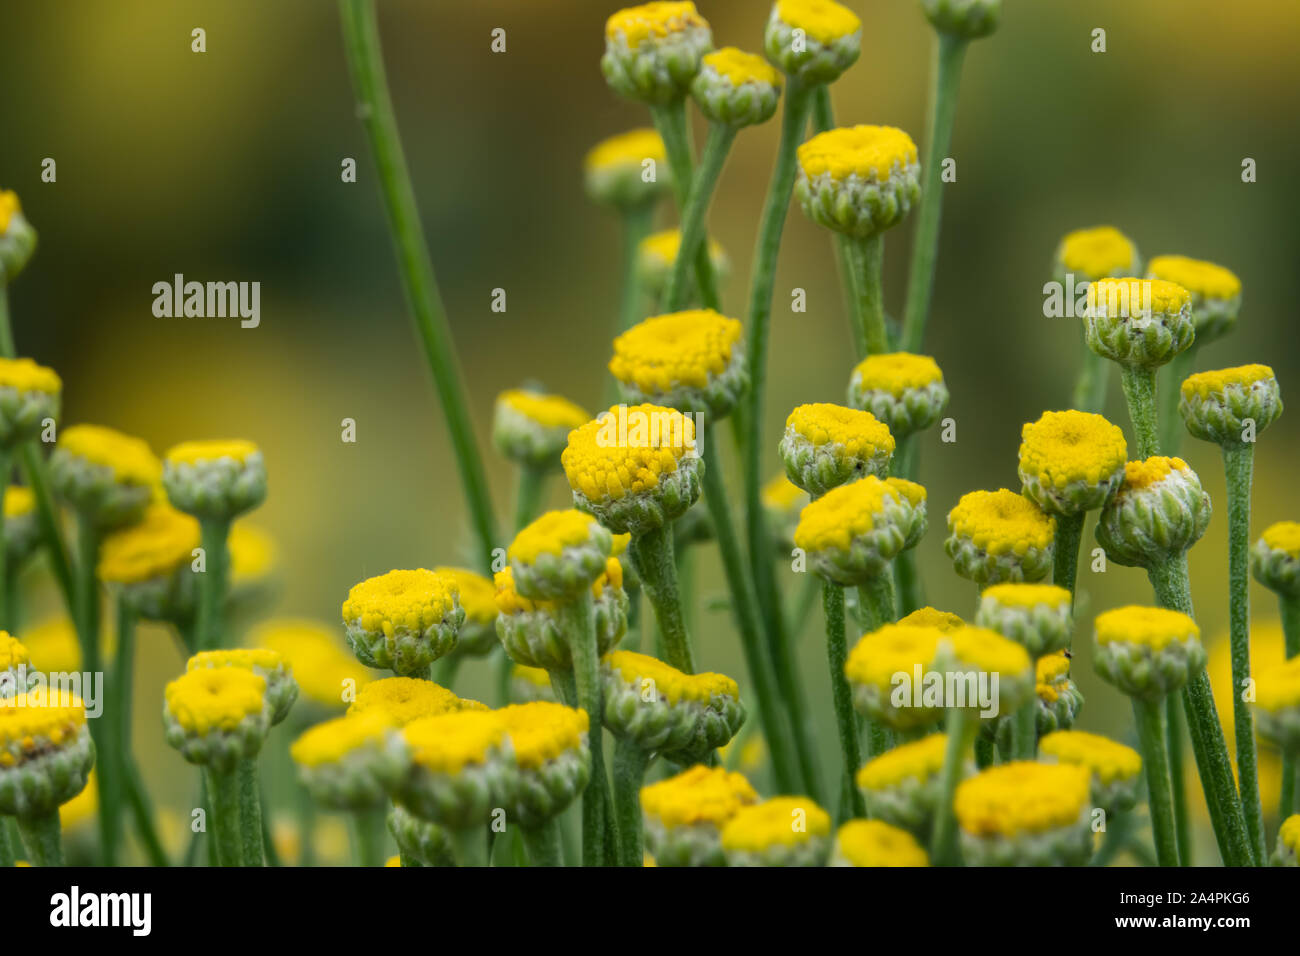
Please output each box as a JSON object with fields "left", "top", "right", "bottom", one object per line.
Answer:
{"left": 59, "top": 425, "right": 162, "bottom": 487}
{"left": 1261, "top": 521, "right": 1300, "bottom": 558}
{"left": 434, "top": 567, "right": 496, "bottom": 624}
{"left": 1121, "top": 456, "right": 1190, "bottom": 492}
{"left": 1147, "top": 255, "right": 1241, "bottom": 301}
{"left": 97, "top": 504, "right": 199, "bottom": 583}
{"left": 562, "top": 404, "right": 696, "bottom": 503}
{"left": 187, "top": 648, "right": 284, "bottom": 674}
{"left": 0, "top": 691, "right": 85, "bottom": 749}
{"left": 255, "top": 619, "right": 372, "bottom": 708}
{"left": 348, "top": 677, "right": 465, "bottom": 726}
{"left": 289, "top": 712, "right": 396, "bottom": 768}
{"left": 950, "top": 626, "right": 1032, "bottom": 678}
{"left": 0, "top": 633, "right": 31, "bottom": 671}
{"left": 834, "top": 819, "right": 928, "bottom": 866}
{"left": 774, "top": 0, "right": 862, "bottom": 43}
{"left": 793, "top": 475, "right": 903, "bottom": 553}
{"left": 165, "top": 439, "right": 259, "bottom": 465}
{"left": 508, "top": 510, "right": 602, "bottom": 565}
{"left": 498, "top": 702, "right": 589, "bottom": 768}
{"left": 341, "top": 569, "right": 458, "bottom": 638}
{"left": 512, "top": 664, "right": 552, "bottom": 688}
{"left": 1039, "top": 730, "right": 1142, "bottom": 784}
{"left": 604, "top": 650, "right": 739, "bottom": 704}
{"left": 721, "top": 796, "right": 830, "bottom": 851}
{"left": 1256, "top": 657, "right": 1300, "bottom": 713}
{"left": 798, "top": 125, "right": 917, "bottom": 182}
{"left": 610, "top": 310, "right": 742, "bottom": 393}
{"left": 1181, "top": 364, "right": 1275, "bottom": 400}
{"left": 954, "top": 762, "right": 1090, "bottom": 837}
{"left": 640, "top": 764, "right": 758, "bottom": 828}
{"left": 1087, "top": 277, "right": 1190, "bottom": 317}
{"left": 0, "top": 357, "right": 61, "bottom": 395}
{"left": 403, "top": 710, "right": 505, "bottom": 774}
{"left": 164, "top": 667, "right": 266, "bottom": 735}
{"left": 786, "top": 403, "right": 894, "bottom": 457}
{"left": 1019, "top": 410, "right": 1127, "bottom": 491}
{"left": 982, "top": 582, "right": 1072, "bottom": 610}
{"left": 897, "top": 607, "right": 964, "bottom": 632}
{"left": 851, "top": 352, "right": 943, "bottom": 397}
{"left": 1094, "top": 605, "right": 1199, "bottom": 650}
{"left": 845, "top": 624, "right": 945, "bottom": 691}
{"left": 947, "top": 489, "right": 1056, "bottom": 556}
{"left": 606, "top": 2, "right": 707, "bottom": 48}
{"left": 856, "top": 733, "right": 948, "bottom": 790}
{"left": 1058, "top": 226, "right": 1136, "bottom": 279}
{"left": 702, "top": 47, "right": 781, "bottom": 87}
{"left": 498, "top": 389, "right": 591, "bottom": 430}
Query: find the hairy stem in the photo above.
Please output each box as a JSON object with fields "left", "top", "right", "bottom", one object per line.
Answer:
{"left": 666, "top": 124, "right": 736, "bottom": 311}
{"left": 521, "top": 818, "right": 565, "bottom": 868}
{"left": 1072, "top": 350, "right": 1112, "bottom": 415}
{"left": 195, "top": 517, "right": 231, "bottom": 651}
{"left": 558, "top": 594, "right": 612, "bottom": 866}
{"left": 822, "top": 580, "right": 864, "bottom": 823}
{"left": 1159, "top": 345, "right": 1197, "bottom": 455}
{"left": 848, "top": 233, "right": 888, "bottom": 356}
{"left": 1120, "top": 364, "right": 1161, "bottom": 458}
{"left": 630, "top": 523, "right": 694, "bottom": 674}
{"left": 204, "top": 766, "right": 242, "bottom": 867}
{"left": 612, "top": 737, "right": 649, "bottom": 867}
{"left": 1133, "top": 696, "right": 1179, "bottom": 866}
{"left": 238, "top": 758, "right": 266, "bottom": 867}
{"left": 930, "top": 707, "right": 976, "bottom": 866}
{"left": 17, "top": 810, "right": 64, "bottom": 867}
{"left": 648, "top": 99, "right": 719, "bottom": 310}
{"left": 1281, "top": 593, "right": 1300, "bottom": 818}
{"left": 1052, "top": 510, "right": 1085, "bottom": 598}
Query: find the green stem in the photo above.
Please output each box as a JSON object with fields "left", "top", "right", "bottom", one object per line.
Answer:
{"left": 1133, "top": 696, "right": 1179, "bottom": 866}
{"left": 352, "top": 805, "right": 387, "bottom": 866}
{"left": 558, "top": 594, "right": 611, "bottom": 866}
{"left": 0, "top": 448, "right": 9, "bottom": 630}
{"left": 123, "top": 758, "right": 169, "bottom": 866}
{"left": 859, "top": 576, "right": 897, "bottom": 760}
{"left": 1120, "top": 364, "right": 1161, "bottom": 458}
{"left": 296, "top": 776, "right": 318, "bottom": 867}
{"left": 629, "top": 524, "right": 693, "bottom": 674}
{"left": 238, "top": 758, "right": 266, "bottom": 866}
{"left": 1223, "top": 443, "right": 1265, "bottom": 863}
{"left": 848, "top": 233, "right": 888, "bottom": 356}
{"left": 1072, "top": 350, "right": 1112, "bottom": 414}
{"left": 113, "top": 601, "right": 142, "bottom": 863}
{"left": 1159, "top": 345, "right": 1198, "bottom": 456}
{"left": 1281, "top": 594, "right": 1300, "bottom": 819}
{"left": 195, "top": 517, "right": 231, "bottom": 651}
{"left": 665, "top": 124, "right": 736, "bottom": 312}
{"left": 810, "top": 87, "right": 861, "bottom": 349}
{"left": 337, "top": 0, "right": 499, "bottom": 573}
{"left": 612, "top": 737, "right": 649, "bottom": 867}
{"left": 1011, "top": 696, "right": 1038, "bottom": 760}
{"left": 974, "top": 735, "right": 994, "bottom": 769}
{"left": 16, "top": 810, "right": 63, "bottom": 866}
{"left": 700, "top": 425, "right": 805, "bottom": 795}
{"left": 1165, "top": 695, "right": 1191, "bottom": 865}
{"left": 930, "top": 707, "right": 976, "bottom": 865}
{"left": 648, "top": 99, "right": 719, "bottom": 311}
{"left": 433, "top": 652, "right": 462, "bottom": 690}
{"left": 822, "top": 581, "right": 864, "bottom": 823}
{"left": 1052, "top": 510, "right": 1085, "bottom": 599}
{"left": 0, "top": 816, "right": 16, "bottom": 866}
{"left": 616, "top": 203, "right": 655, "bottom": 332}
{"left": 1090, "top": 809, "right": 1133, "bottom": 866}
{"left": 204, "top": 767, "right": 242, "bottom": 866}
{"left": 0, "top": 279, "right": 13, "bottom": 359}
{"left": 521, "top": 818, "right": 564, "bottom": 867}
{"left": 1147, "top": 553, "right": 1254, "bottom": 866}
{"left": 901, "top": 33, "right": 968, "bottom": 353}
{"left": 18, "top": 443, "right": 75, "bottom": 615}
{"left": 514, "top": 467, "right": 548, "bottom": 535}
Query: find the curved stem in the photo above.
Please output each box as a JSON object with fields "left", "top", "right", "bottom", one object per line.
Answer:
{"left": 665, "top": 124, "right": 736, "bottom": 312}
{"left": 558, "top": 594, "right": 612, "bottom": 866}
{"left": 1166, "top": 695, "right": 1191, "bottom": 865}
{"left": 648, "top": 99, "right": 719, "bottom": 311}
{"left": 337, "top": 0, "right": 499, "bottom": 573}
{"left": 848, "top": 233, "right": 888, "bottom": 356}
{"left": 1159, "top": 345, "right": 1198, "bottom": 456}
{"left": 901, "top": 33, "right": 968, "bottom": 353}
{"left": 1223, "top": 444, "right": 1265, "bottom": 862}
{"left": 612, "top": 737, "right": 648, "bottom": 867}
{"left": 1052, "top": 510, "right": 1085, "bottom": 599}
{"left": 1072, "top": 351, "right": 1112, "bottom": 415}
{"left": 204, "top": 766, "right": 242, "bottom": 866}
{"left": 822, "top": 580, "right": 864, "bottom": 823}
{"left": 18, "top": 443, "right": 75, "bottom": 615}
{"left": 521, "top": 818, "right": 564, "bottom": 867}
{"left": 1133, "top": 696, "right": 1179, "bottom": 866}
{"left": 629, "top": 524, "right": 693, "bottom": 674}
{"left": 195, "top": 517, "right": 231, "bottom": 651}
{"left": 700, "top": 425, "right": 805, "bottom": 795}
{"left": 930, "top": 707, "right": 976, "bottom": 866}
{"left": 238, "top": 758, "right": 266, "bottom": 866}
{"left": 17, "top": 810, "right": 63, "bottom": 867}
{"left": 1120, "top": 364, "right": 1161, "bottom": 458}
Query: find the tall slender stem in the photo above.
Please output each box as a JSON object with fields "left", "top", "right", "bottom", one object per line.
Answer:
{"left": 195, "top": 517, "right": 231, "bottom": 651}
{"left": 1223, "top": 444, "right": 1265, "bottom": 862}
{"left": 848, "top": 234, "right": 888, "bottom": 356}
{"left": 1120, "top": 364, "right": 1161, "bottom": 458}
{"left": 700, "top": 425, "right": 805, "bottom": 795}
{"left": 1280, "top": 593, "right": 1300, "bottom": 818}
{"left": 238, "top": 759, "right": 266, "bottom": 866}
{"left": 629, "top": 524, "right": 693, "bottom": 674}
{"left": 930, "top": 707, "right": 975, "bottom": 866}
{"left": 648, "top": 99, "right": 719, "bottom": 310}
{"left": 17, "top": 443, "right": 75, "bottom": 616}
{"left": 204, "top": 766, "right": 242, "bottom": 866}
{"left": 617, "top": 204, "right": 655, "bottom": 334}
{"left": 612, "top": 737, "right": 648, "bottom": 867}
{"left": 822, "top": 580, "right": 864, "bottom": 823}
{"left": 1166, "top": 695, "right": 1192, "bottom": 865}
{"left": 1133, "top": 696, "right": 1179, "bottom": 866}
{"left": 521, "top": 819, "right": 564, "bottom": 867}
{"left": 337, "top": 0, "right": 499, "bottom": 573}
{"left": 0, "top": 280, "right": 13, "bottom": 360}
{"left": 810, "top": 87, "right": 860, "bottom": 347}
{"left": 665, "top": 124, "right": 736, "bottom": 312}
{"left": 901, "top": 33, "right": 968, "bottom": 353}
{"left": 0, "top": 816, "right": 16, "bottom": 867}
{"left": 1072, "top": 351, "right": 1112, "bottom": 415}
{"left": 352, "top": 805, "right": 387, "bottom": 866}
{"left": 558, "top": 595, "right": 611, "bottom": 866}
{"left": 1052, "top": 511, "right": 1085, "bottom": 597}
{"left": 16, "top": 810, "right": 64, "bottom": 867}
{"left": 1159, "top": 345, "right": 1198, "bottom": 455}
{"left": 0, "top": 448, "right": 9, "bottom": 629}
{"left": 1011, "top": 698, "right": 1037, "bottom": 760}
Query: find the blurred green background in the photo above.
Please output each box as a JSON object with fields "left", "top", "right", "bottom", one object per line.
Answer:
{"left": 4, "top": 0, "right": 1299, "bottom": 860}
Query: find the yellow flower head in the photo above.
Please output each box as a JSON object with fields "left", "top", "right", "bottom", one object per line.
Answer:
{"left": 348, "top": 676, "right": 466, "bottom": 726}
{"left": 639, "top": 764, "right": 758, "bottom": 828}
{"left": 849, "top": 352, "right": 942, "bottom": 398}
{"left": 1255, "top": 657, "right": 1300, "bottom": 714}
{"left": 773, "top": 0, "right": 861, "bottom": 42}
{"left": 1181, "top": 363, "right": 1275, "bottom": 401}
{"left": 434, "top": 567, "right": 498, "bottom": 626}
{"left": 19, "top": 616, "right": 81, "bottom": 673}
{"left": 58, "top": 425, "right": 161, "bottom": 487}
{"left": 785, "top": 403, "right": 895, "bottom": 460}
{"left": 512, "top": 664, "right": 552, "bottom": 688}
{"left": 1261, "top": 521, "right": 1300, "bottom": 559}
{"left": 228, "top": 522, "right": 277, "bottom": 586}
{"left": 856, "top": 733, "right": 947, "bottom": 791}
{"left": 164, "top": 667, "right": 266, "bottom": 735}
{"left": 1094, "top": 605, "right": 1199, "bottom": 651}
{"left": 604, "top": 650, "right": 738, "bottom": 705}
{"left": 585, "top": 128, "right": 666, "bottom": 173}
{"left": 254, "top": 618, "right": 372, "bottom": 709}
{"left": 562, "top": 404, "right": 697, "bottom": 504}
{"left": 3, "top": 485, "right": 34, "bottom": 520}
{"left": 1120, "top": 455, "right": 1192, "bottom": 492}
{"left": 495, "top": 389, "right": 590, "bottom": 431}
{"left": 341, "top": 569, "right": 459, "bottom": 637}
{"left": 639, "top": 229, "right": 725, "bottom": 270}
{"left": 403, "top": 710, "right": 506, "bottom": 774}
{"left": 1037, "top": 650, "right": 1071, "bottom": 690}
{"left": 0, "top": 632, "right": 30, "bottom": 672}
{"left": 898, "top": 607, "right": 964, "bottom": 632}
{"left": 0, "top": 357, "right": 60, "bottom": 395}
{"left": 1057, "top": 226, "right": 1138, "bottom": 280}
{"left": 0, "top": 691, "right": 86, "bottom": 752}
{"left": 700, "top": 47, "right": 782, "bottom": 87}
{"left": 845, "top": 624, "right": 944, "bottom": 692}
{"left": 1039, "top": 730, "right": 1142, "bottom": 785}
{"left": 1279, "top": 814, "right": 1300, "bottom": 854}
{"left": 981, "top": 582, "right": 1071, "bottom": 611}
{"left": 949, "top": 625, "right": 1032, "bottom": 679}
{"left": 947, "top": 489, "right": 1056, "bottom": 556}
{"left": 0, "top": 191, "right": 19, "bottom": 234}
{"left": 605, "top": 2, "right": 707, "bottom": 49}
{"left": 761, "top": 474, "right": 806, "bottom": 514}
{"left": 793, "top": 475, "right": 913, "bottom": 553}
{"left": 1087, "top": 277, "right": 1190, "bottom": 318}
{"left": 1147, "top": 255, "right": 1240, "bottom": 302}
{"left": 97, "top": 503, "right": 199, "bottom": 583}
{"left": 1019, "top": 410, "right": 1127, "bottom": 495}
{"left": 498, "top": 701, "right": 589, "bottom": 769}
{"left": 797, "top": 125, "right": 918, "bottom": 183}
{"left": 610, "top": 310, "right": 743, "bottom": 394}
{"left": 164, "top": 439, "right": 259, "bottom": 466}
{"left": 508, "top": 510, "right": 602, "bottom": 565}
{"left": 289, "top": 711, "right": 397, "bottom": 768}
{"left": 954, "top": 761, "right": 1090, "bottom": 837}
{"left": 720, "top": 796, "right": 831, "bottom": 851}
{"left": 833, "top": 819, "right": 929, "bottom": 867}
